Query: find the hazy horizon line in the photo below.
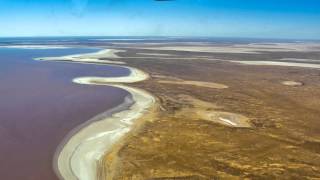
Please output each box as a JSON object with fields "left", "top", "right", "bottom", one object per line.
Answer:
{"left": 0, "top": 35, "right": 319, "bottom": 41}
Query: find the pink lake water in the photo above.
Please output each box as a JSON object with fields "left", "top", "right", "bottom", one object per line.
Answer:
{"left": 0, "top": 47, "right": 130, "bottom": 180}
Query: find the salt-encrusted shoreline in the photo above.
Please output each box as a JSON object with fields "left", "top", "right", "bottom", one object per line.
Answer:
{"left": 36, "top": 49, "right": 155, "bottom": 180}
{"left": 231, "top": 60, "right": 320, "bottom": 69}
{"left": 55, "top": 83, "right": 155, "bottom": 180}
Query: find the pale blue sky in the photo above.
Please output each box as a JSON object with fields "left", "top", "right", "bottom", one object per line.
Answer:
{"left": 0, "top": 0, "right": 319, "bottom": 39}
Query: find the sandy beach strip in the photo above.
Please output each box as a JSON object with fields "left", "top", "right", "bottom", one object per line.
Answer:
{"left": 36, "top": 48, "right": 155, "bottom": 180}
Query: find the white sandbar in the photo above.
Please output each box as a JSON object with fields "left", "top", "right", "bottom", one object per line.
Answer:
{"left": 73, "top": 66, "right": 149, "bottom": 84}
{"left": 35, "top": 49, "right": 125, "bottom": 64}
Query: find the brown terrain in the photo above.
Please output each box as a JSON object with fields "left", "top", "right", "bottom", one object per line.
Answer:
{"left": 97, "top": 42, "right": 320, "bottom": 179}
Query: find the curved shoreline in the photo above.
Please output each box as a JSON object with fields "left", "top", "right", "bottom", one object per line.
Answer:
{"left": 36, "top": 49, "right": 155, "bottom": 180}
{"left": 56, "top": 84, "right": 155, "bottom": 180}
